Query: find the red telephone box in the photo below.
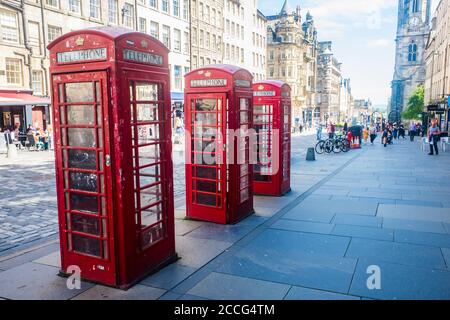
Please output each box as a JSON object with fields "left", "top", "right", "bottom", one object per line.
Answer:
{"left": 184, "top": 65, "right": 254, "bottom": 224}
{"left": 252, "top": 81, "right": 291, "bottom": 196}
{"left": 48, "top": 27, "right": 176, "bottom": 289}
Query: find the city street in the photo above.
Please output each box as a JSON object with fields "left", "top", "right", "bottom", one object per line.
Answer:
{"left": 1, "top": 133, "right": 450, "bottom": 300}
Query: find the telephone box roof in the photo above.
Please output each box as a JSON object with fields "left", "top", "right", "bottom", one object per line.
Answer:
{"left": 186, "top": 64, "right": 253, "bottom": 78}
{"left": 47, "top": 26, "right": 168, "bottom": 52}
{"left": 255, "top": 80, "right": 291, "bottom": 89}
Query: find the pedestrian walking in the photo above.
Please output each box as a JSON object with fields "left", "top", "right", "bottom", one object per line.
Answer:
{"left": 363, "top": 127, "right": 369, "bottom": 145}
{"left": 409, "top": 122, "right": 417, "bottom": 142}
{"left": 399, "top": 123, "right": 406, "bottom": 139}
{"left": 369, "top": 124, "right": 377, "bottom": 144}
{"left": 393, "top": 123, "right": 398, "bottom": 140}
{"left": 316, "top": 123, "right": 322, "bottom": 141}
{"left": 428, "top": 119, "right": 441, "bottom": 156}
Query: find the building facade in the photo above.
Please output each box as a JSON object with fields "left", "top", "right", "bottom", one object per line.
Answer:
{"left": 190, "top": 0, "right": 223, "bottom": 69}
{"left": 266, "top": 0, "right": 318, "bottom": 125}
{"left": 316, "top": 41, "right": 342, "bottom": 123}
{"left": 0, "top": 0, "right": 191, "bottom": 130}
{"left": 352, "top": 99, "right": 373, "bottom": 125}
{"left": 424, "top": 0, "right": 450, "bottom": 133}
{"left": 339, "top": 78, "right": 353, "bottom": 122}
{"left": 222, "top": 0, "right": 266, "bottom": 81}
{"left": 390, "top": 0, "right": 431, "bottom": 121}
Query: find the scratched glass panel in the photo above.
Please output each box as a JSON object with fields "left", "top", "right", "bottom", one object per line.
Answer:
{"left": 67, "top": 105, "right": 95, "bottom": 125}
{"left": 68, "top": 149, "right": 97, "bottom": 170}
{"left": 71, "top": 214, "right": 100, "bottom": 235}
{"left": 135, "top": 83, "right": 158, "bottom": 101}
{"left": 72, "top": 234, "right": 101, "bottom": 257}
{"left": 70, "top": 193, "right": 98, "bottom": 213}
{"left": 69, "top": 172, "right": 98, "bottom": 192}
{"left": 137, "top": 104, "right": 159, "bottom": 122}
{"left": 65, "top": 82, "right": 94, "bottom": 103}
{"left": 68, "top": 128, "right": 96, "bottom": 148}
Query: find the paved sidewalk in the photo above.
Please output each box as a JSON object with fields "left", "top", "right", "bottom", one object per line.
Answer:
{"left": 1, "top": 136, "right": 450, "bottom": 300}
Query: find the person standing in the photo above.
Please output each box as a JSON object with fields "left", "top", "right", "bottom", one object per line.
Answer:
{"left": 343, "top": 122, "right": 348, "bottom": 133}
{"left": 409, "top": 122, "right": 417, "bottom": 142}
{"left": 393, "top": 123, "right": 398, "bottom": 140}
{"left": 363, "top": 127, "right": 369, "bottom": 145}
{"left": 428, "top": 119, "right": 441, "bottom": 156}
{"left": 369, "top": 124, "right": 377, "bottom": 144}
{"left": 316, "top": 123, "right": 322, "bottom": 141}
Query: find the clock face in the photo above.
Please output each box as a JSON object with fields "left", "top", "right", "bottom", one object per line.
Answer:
{"left": 409, "top": 16, "right": 421, "bottom": 27}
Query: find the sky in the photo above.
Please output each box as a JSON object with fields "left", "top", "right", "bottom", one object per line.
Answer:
{"left": 258, "top": 0, "right": 439, "bottom": 108}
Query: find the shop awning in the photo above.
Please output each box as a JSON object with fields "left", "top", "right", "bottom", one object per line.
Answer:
{"left": 0, "top": 90, "right": 51, "bottom": 107}
{"left": 171, "top": 92, "right": 184, "bottom": 102}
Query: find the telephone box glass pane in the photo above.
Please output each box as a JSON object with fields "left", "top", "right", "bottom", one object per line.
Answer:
{"left": 130, "top": 80, "right": 166, "bottom": 250}
{"left": 68, "top": 149, "right": 97, "bottom": 170}
{"left": 67, "top": 105, "right": 95, "bottom": 125}
{"left": 69, "top": 172, "right": 98, "bottom": 192}
{"left": 68, "top": 128, "right": 97, "bottom": 148}
{"left": 65, "top": 82, "right": 94, "bottom": 102}
{"left": 70, "top": 193, "right": 98, "bottom": 213}
{"left": 137, "top": 104, "right": 159, "bottom": 122}
{"left": 71, "top": 214, "right": 100, "bottom": 235}
{"left": 72, "top": 234, "right": 101, "bottom": 257}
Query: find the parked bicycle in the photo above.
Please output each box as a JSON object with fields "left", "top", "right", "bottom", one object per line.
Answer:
{"left": 315, "top": 137, "right": 350, "bottom": 154}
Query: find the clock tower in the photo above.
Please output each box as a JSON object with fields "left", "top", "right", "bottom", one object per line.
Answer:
{"left": 389, "top": 0, "right": 431, "bottom": 121}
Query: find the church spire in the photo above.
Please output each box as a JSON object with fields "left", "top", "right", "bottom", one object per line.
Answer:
{"left": 280, "top": 0, "right": 293, "bottom": 16}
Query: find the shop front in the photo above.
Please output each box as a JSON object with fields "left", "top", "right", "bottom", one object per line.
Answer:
{"left": 427, "top": 101, "right": 449, "bottom": 136}
{"left": 0, "top": 89, "right": 51, "bottom": 131}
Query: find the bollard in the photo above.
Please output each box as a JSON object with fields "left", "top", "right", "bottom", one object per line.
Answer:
{"left": 6, "top": 143, "right": 18, "bottom": 159}
{"left": 306, "top": 147, "right": 316, "bottom": 161}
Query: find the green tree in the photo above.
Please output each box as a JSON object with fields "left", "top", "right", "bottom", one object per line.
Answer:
{"left": 402, "top": 86, "right": 424, "bottom": 120}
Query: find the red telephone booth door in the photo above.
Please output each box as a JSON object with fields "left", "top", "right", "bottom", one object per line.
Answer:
{"left": 53, "top": 71, "right": 117, "bottom": 286}
{"left": 185, "top": 93, "right": 227, "bottom": 224}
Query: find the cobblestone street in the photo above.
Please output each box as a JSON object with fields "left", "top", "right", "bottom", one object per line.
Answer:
{"left": 1, "top": 133, "right": 450, "bottom": 299}
{"left": 0, "top": 132, "right": 317, "bottom": 255}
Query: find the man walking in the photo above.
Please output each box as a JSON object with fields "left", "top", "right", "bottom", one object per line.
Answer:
{"left": 409, "top": 122, "right": 416, "bottom": 142}
{"left": 428, "top": 119, "right": 441, "bottom": 156}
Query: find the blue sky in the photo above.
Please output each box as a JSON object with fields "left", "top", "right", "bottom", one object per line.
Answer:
{"left": 258, "top": 0, "right": 439, "bottom": 107}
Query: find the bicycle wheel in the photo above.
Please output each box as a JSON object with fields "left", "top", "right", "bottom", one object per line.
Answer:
{"left": 341, "top": 139, "right": 351, "bottom": 152}
{"left": 315, "top": 140, "right": 326, "bottom": 154}
{"left": 333, "top": 140, "right": 342, "bottom": 153}
{"left": 324, "top": 140, "right": 334, "bottom": 153}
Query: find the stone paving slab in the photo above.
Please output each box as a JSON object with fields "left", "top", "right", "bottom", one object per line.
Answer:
{"left": 140, "top": 263, "right": 197, "bottom": 290}
{"left": 332, "top": 214, "right": 383, "bottom": 228}
{"left": 377, "top": 204, "right": 450, "bottom": 223}
{"left": 184, "top": 223, "right": 256, "bottom": 243}
{"left": 0, "top": 242, "right": 60, "bottom": 271}
{"left": 382, "top": 218, "right": 447, "bottom": 234}
{"left": 0, "top": 262, "right": 93, "bottom": 300}
{"left": 346, "top": 238, "right": 446, "bottom": 269}
{"left": 187, "top": 272, "right": 291, "bottom": 300}
{"left": 271, "top": 219, "right": 334, "bottom": 235}
{"left": 394, "top": 229, "right": 450, "bottom": 248}
{"left": 349, "top": 260, "right": 450, "bottom": 300}
{"left": 331, "top": 224, "right": 394, "bottom": 241}
{"left": 442, "top": 248, "right": 450, "bottom": 268}
{"left": 72, "top": 284, "right": 165, "bottom": 300}
{"left": 33, "top": 251, "right": 61, "bottom": 268}
{"left": 175, "top": 236, "right": 232, "bottom": 268}
{"left": 284, "top": 286, "right": 360, "bottom": 300}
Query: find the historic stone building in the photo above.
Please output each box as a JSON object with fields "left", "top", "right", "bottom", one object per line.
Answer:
{"left": 316, "top": 41, "right": 342, "bottom": 123}
{"left": 390, "top": 0, "right": 431, "bottom": 121}
{"left": 266, "top": 0, "right": 318, "bottom": 125}
{"left": 222, "top": 0, "right": 266, "bottom": 81}
{"left": 0, "top": 0, "right": 191, "bottom": 129}
{"left": 190, "top": 0, "right": 223, "bottom": 69}
{"left": 424, "top": 0, "right": 450, "bottom": 133}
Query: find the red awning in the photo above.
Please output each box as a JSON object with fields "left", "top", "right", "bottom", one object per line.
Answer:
{"left": 0, "top": 90, "right": 50, "bottom": 107}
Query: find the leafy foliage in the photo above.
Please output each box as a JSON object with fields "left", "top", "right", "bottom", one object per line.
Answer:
{"left": 402, "top": 86, "right": 424, "bottom": 120}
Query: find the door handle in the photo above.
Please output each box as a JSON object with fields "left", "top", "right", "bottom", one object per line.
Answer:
{"left": 105, "top": 155, "right": 111, "bottom": 167}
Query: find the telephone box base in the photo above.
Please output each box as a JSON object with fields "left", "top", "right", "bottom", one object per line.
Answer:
{"left": 58, "top": 253, "right": 179, "bottom": 290}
